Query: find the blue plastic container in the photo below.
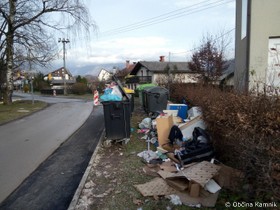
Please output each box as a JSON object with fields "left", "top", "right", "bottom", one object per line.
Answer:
{"left": 168, "top": 104, "right": 188, "bottom": 119}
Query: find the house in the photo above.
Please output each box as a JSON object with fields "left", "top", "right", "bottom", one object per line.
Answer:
{"left": 98, "top": 69, "right": 112, "bottom": 82}
{"left": 218, "top": 60, "right": 235, "bottom": 90}
{"left": 126, "top": 56, "right": 199, "bottom": 89}
{"left": 44, "top": 67, "right": 75, "bottom": 92}
{"left": 13, "top": 69, "right": 37, "bottom": 91}
{"left": 235, "top": 0, "right": 280, "bottom": 94}
{"left": 115, "top": 60, "right": 136, "bottom": 82}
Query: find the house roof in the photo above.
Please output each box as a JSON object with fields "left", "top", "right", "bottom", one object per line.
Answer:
{"left": 219, "top": 59, "right": 235, "bottom": 81}
{"left": 130, "top": 61, "right": 192, "bottom": 75}
{"left": 44, "top": 67, "right": 73, "bottom": 77}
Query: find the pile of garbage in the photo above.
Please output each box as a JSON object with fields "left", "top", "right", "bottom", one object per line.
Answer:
{"left": 135, "top": 104, "right": 243, "bottom": 207}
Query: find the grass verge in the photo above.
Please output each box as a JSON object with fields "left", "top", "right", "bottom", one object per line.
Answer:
{"left": 0, "top": 100, "right": 47, "bottom": 125}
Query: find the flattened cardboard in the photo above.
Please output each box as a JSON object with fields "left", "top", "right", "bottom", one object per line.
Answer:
{"left": 176, "top": 161, "right": 221, "bottom": 187}
{"left": 143, "top": 165, "right": 161, "bottom": 177}
{"left": 157, "top": 170, "right": 175, "bottom": 179}
{"left": 134, "top": 177, "right": 177, "bottom": 197}
{"left": 156, "top": 115, "right": 174, "bottom": 146}
{"left": 159, "top": 161, "right": 178, "bottom": 173}
{"left": 176, "top": 189, "right": 219, "bottom": 207}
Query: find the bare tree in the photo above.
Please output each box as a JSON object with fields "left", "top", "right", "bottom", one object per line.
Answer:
{"left": 188, "top": 32, "right": 231, "bottom": 83}
{"left": 0, "top": 0, "right": 95, "bottom": 105}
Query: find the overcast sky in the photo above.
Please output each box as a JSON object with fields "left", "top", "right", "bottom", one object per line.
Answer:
{"left": 52, "top": 0, "right": 236, "bottom": 75}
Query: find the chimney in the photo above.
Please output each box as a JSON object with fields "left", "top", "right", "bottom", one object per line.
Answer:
{"left": 126, "top": 60, "right": 130, "bottom": 69}
{"left": 159, "top": 56, "right": 165, "bottom": 62}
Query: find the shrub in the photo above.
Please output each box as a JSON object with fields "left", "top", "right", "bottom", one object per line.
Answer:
{"left": 171, "top": 83, "right": 280, "bottom": 201}
{"left": 72, "top": 82, "right": 88, "bottom": 95}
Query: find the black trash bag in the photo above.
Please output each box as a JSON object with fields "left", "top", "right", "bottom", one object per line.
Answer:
{"left": 175, "top": 127, "right": 214, "bottom": 165}
{"left": 192, "top": 127, "right": 210, "bottom": 144}
{"left": 168, "top": 125, "right": 183, "bottom": 145}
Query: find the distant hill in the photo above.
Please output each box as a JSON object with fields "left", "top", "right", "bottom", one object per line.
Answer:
{"left": 70, "top": 63, "right": 125, "bottom": 76}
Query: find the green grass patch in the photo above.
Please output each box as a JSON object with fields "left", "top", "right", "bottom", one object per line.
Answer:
{"left": 0, "top": 100, "right": 47, "bottom": 124}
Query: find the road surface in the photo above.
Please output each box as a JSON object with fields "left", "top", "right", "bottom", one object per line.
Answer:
{"left": 0, "top": 93, "right": 95, "bottom": 203}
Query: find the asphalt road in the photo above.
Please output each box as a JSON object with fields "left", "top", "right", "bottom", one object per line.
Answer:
{"left": 0, "top": 95, "right": 104, "bottom": 209}
{"left": 0, "top": 105, "right": 104, "bottom": 210}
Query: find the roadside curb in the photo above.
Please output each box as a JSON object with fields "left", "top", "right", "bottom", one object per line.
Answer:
{"left": 67, "top": 129, "right": 105, "bottom": 210}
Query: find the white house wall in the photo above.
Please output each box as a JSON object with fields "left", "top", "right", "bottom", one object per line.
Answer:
{"left": 153, "top": 73, "right": 199, "bottom": 84}
{"left": 235, "top": 0, "right": 280, "bottom": 93}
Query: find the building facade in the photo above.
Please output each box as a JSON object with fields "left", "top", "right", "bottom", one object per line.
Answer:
{"left": 235, "top": 0, "right": 280, "bottom": 94}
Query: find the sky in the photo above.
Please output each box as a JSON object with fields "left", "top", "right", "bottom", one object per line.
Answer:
{"left": 52, "top": 0, "right": 236, "bottom": 76}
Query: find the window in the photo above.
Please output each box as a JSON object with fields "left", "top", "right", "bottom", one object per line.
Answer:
{"left": 241, "top": 0, "right": 248, "bottom": 40}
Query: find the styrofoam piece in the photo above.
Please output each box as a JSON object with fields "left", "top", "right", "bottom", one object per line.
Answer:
{"left": 204, "top": 179, "right": 221, "bottom": 193}
{"left": 178, "top": 116, "right": 206, "bottom": 140}
{"left": 163, "top": 110, "right": 178, "bottom": 116}
{"left": 188, "top": 107, "right": 202, "bottom": 119}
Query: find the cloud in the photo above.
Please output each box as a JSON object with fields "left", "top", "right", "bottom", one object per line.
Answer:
{"left": 66, "top": 36, "right": 183, "bottom": 65}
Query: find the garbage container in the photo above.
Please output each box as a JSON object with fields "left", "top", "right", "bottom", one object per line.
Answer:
{"left": 143, "top": 86, "right": 169, "bottom": 114}
{"left": 101, "top": 75, "right": 131, "bottom": 141}
{"left": 102, "top": 100, "right": 131, "bottom": 140}
{"left": 136, "top": 84, "right": 156, "bottom": 107}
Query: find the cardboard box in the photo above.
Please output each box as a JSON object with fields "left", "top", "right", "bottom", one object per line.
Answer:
{"left": 189, "top": 181, "right": 200, "bottom": 197}
{"left": 213, "top": 164, "right": 244, "bottom": 190}
{"left": 156, "top": 115, "right": 174, "bottom": 146}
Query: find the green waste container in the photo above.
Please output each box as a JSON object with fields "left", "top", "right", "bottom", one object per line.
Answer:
{"left": 136, "top": 84, "right": 156, "bottom": 107}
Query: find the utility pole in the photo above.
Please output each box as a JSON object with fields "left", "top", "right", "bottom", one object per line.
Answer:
{"left": 58, "top": 38, "right": 70, "bottom": 95}
{"left": 28, "top": 48, "right": 34, "bottom": 104}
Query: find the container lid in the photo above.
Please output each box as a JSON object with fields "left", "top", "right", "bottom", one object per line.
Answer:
{"left": 124, "top": 87, "right": 135, "bottom": 94}
{"left": 144, "top": 86, "right": 168, "bottom": 94}
{"left": 136, "top": 83, "right": 156, "bottom": 91}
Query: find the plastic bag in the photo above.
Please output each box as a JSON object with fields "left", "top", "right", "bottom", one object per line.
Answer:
{"left": 111, "top": 85, "right": 122, "bottom": 99}
{"left": 139, "top": 118, "right": 152, "bottom": 129}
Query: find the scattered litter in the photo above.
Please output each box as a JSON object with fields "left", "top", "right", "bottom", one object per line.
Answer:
{"left": 166, "top": 194, "right": 182, "bottom": 205}
{"left": 139, "top": 118, "right": 152, "bottom": 129}
{"left": 137, "top": 150, "right": 158, "bottom": 163}
{"left": 133, "top": 198, "right": 143, "bottom": 206}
